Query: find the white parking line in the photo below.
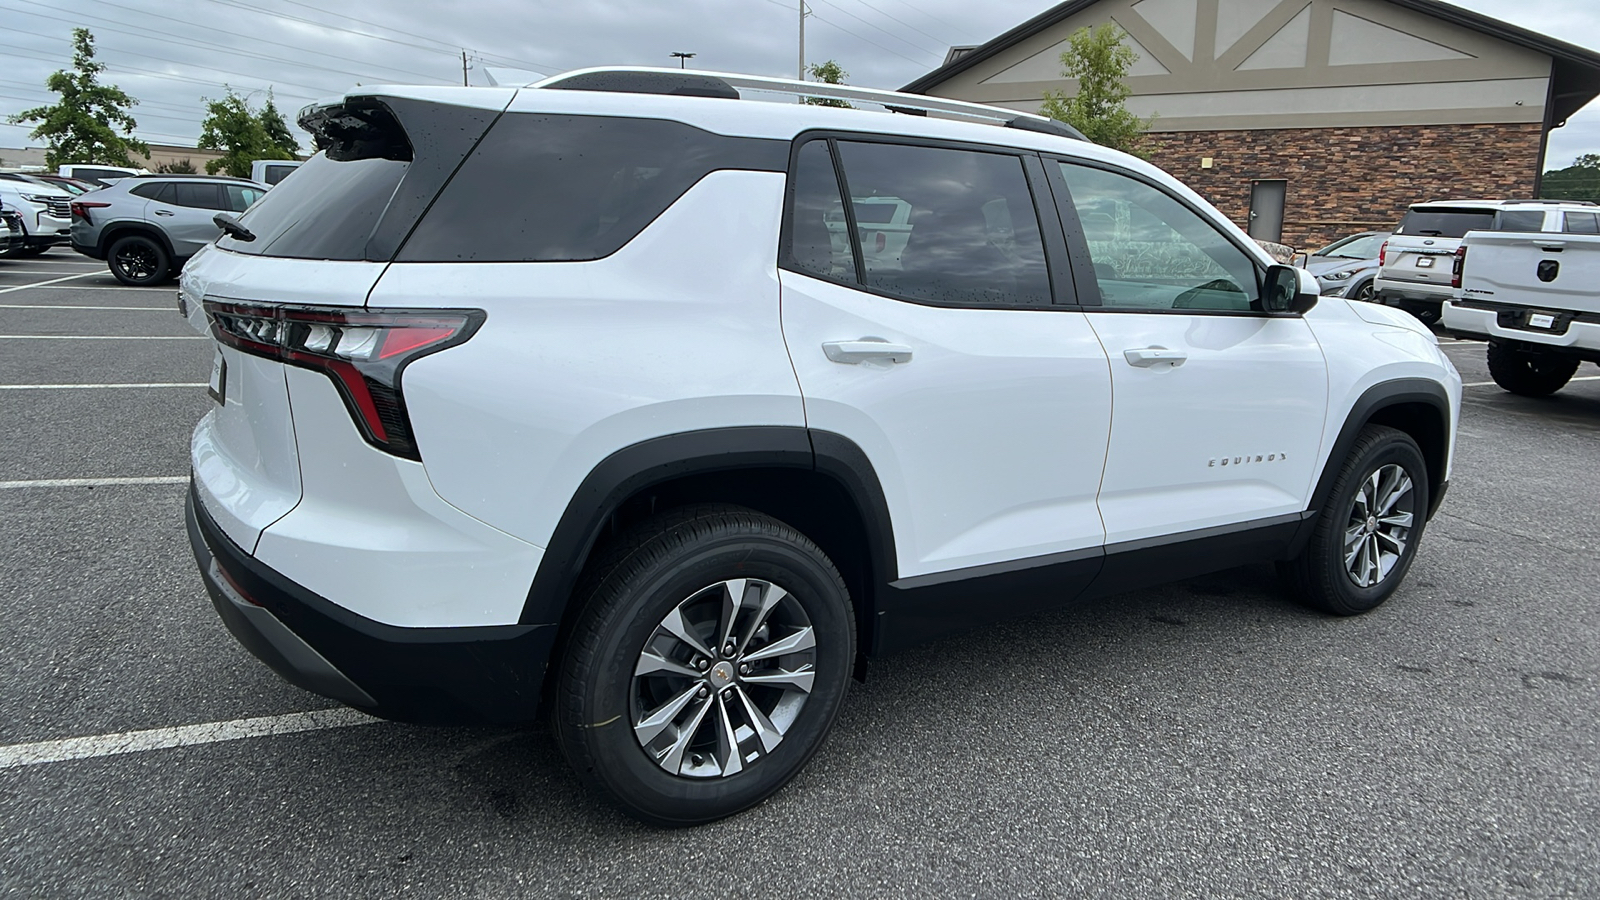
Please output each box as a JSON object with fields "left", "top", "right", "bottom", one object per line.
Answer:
{"left": 0, "top": 383, "right": 205, "bottom": 390}
{"left": 1463, "top": 376, "right": 1600, "bottom": 389}
{"left": 32, "top": 285, "right": 170, "bottom": 292}
{"left": 0, "top": 708, "right": 378, "bottom": 770}
{"left": 0, "top": 335, "right": 206, "bottom": 340}
{"left": 0, "top": 476, "right": 189, "bottom": 489}
{"left": 0, "top": 272, "right": 97, "bottom": 294}
{"left": 0, "top": 304, "right": 173, "bottom": 311}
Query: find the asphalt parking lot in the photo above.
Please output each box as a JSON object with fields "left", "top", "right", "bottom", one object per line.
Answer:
{"left": 2, "top": 249, "right": 1597, "bottom": 898}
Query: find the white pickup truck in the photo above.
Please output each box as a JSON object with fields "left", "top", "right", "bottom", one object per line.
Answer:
{"left": 1443, "top": 212, "right": 1600, "bottom": 395}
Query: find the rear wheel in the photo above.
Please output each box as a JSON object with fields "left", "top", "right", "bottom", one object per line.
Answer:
{"left": 554, "top": 506, "right": 855, "bottom": 826}
{"left": 108, "top": 234, "right": 170, "bottom": 286}
{"left": 1282, "top": 425, "right": 1428, "bottom": 616}
{"left": 1486, "top": 341, "right": 1579, "bottom": 397}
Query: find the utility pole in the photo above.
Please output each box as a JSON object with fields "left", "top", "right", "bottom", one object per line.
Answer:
{"left": 798, "top": 1, "right": 806, "bottom": 80}
{"left": 462, "top": 50, "right": 469, "bottom": 86}
{"left": 670, "top": 51, "right": 696, "bottom": 69}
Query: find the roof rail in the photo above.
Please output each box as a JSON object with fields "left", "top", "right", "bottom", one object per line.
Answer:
{"left": 531, "top": 67, "right": 1087, "bottom": 142}
{"left": 1502, "top": 198, "right": 1599, "bottom": 206}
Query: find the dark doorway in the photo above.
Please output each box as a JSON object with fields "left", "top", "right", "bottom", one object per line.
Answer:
{"left": 1248, "top": 180, "right": 1287, "bottom": 244}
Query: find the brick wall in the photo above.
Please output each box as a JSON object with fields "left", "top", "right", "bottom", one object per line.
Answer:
{"left": 1142, "top": 123, "right": 1545, "bottom": 250}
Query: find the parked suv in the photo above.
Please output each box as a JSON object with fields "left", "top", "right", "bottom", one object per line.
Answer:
{"left": 1375, "top": 200, "right": 1598, "bottom": 324}
{"left": 71, "top": 174, "right": 266, "bottom": 285}
{"left": 0, "top": 175, "right": 73, "bottom": 257}
{"left": 182, "top": 69, "right": 1462, "bottom": 826}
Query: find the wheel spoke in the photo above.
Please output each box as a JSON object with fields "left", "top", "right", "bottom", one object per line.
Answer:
{"left": 634, "top": 649, "right": 700, "bottom": 680}
{"left": 713, "top": 693, "right": 744, "bottom": 776}
{"left": 659, "top": 605, "right": 713, "bottom": 659}
{"left": 717, "top": 579, "right": 746, "bottom": 653}
{"left": 634, "top": 682, "right": 704, "bottom": 746}
{"left": 734, "top": 684, "right": 785, "bottom": 752}
{"left": 1379, "top": 511, "right": 1414, "bottom": 530}
{"left": 736, "top": 583, "right": 788, "bottom": 655}
{"left": 1343, "top": 522, "right": 1366, "bottom": 549}
{"left": 742, "top": 665, "right": 815, "bottom": 694}
{"left": 1375, "top": 530, "right": 1406, "bottom": 553}
{"left": 658, "top": 695, "right": 715, "bottom": 775}
{"left": 741, "top": 625, "right": 815, "bottom": 663}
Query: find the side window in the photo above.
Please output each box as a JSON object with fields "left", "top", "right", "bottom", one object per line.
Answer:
{"left": 785, "top": 140, "right": 855, "bottom": 281}
{"left": 834, "top": 141, "right": 1050, "bottom": 306}
{"left": 170, "top": 183, "right": 223, "bottom": 210}
{"left": 1493, "top": 210, "right": 1547, "bottom": 232}
{"left": 129, "top": 183, "right": 164, "bottom": 200}
{"left": 1563, "top": 211, "right": 1600, "bottom": 234}
{"left": 225, "top": 185, "right": 265, "bottom": 213}
{"left": 1059, "top": 163, "right": 1260, "bottom": 312}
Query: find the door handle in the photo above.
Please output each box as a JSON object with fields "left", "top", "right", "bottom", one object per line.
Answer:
{"left": 822, "top": 339, "right": 913, "bottom": 365}
{"left": 1123, "top": 347, "right": 1187, "bottom": 368}
{"left": 154, "top": 210, "right": 175, "bottom": 216}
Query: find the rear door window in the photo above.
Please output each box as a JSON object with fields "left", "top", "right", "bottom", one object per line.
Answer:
{"left": 224, "top": 185, "right": 266, "bottom": 213}
{"left": 170, "top": 182, "right": 224, "bottom": 210}
{"left": 1395, "top": 208, "right": 1495, "bottom": 237}
{"left": 1491, "top": 210, "right": 1547, "bottom": 232}
{"left": 1563, "top": 211, "right": 1600, "bottom": 234}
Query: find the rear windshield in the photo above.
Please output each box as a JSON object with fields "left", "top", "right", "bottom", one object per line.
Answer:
{"left": 221, "top": 153, "right": 406, "bottom": 259}
{"left": 1395, "top": 208, "right": 1495, "bottom": 238}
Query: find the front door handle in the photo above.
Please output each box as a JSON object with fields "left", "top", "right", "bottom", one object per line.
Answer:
{"left": 154, "top": 210, "right": 175, "bottom": 216}
{"left": 822, "top": 339, "right": 913, "bottom": 365}
{"left": 1123, "top": 347, "right": 1187, "bottom": 368}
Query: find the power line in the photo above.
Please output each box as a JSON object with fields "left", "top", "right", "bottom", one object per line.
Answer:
{"left": 807, "top": 0, "right": 946, "bottom": 60}
{"left": 877, "top": 0, "right": 971, "bottom": 43}
{"left": 753, "top": 0, "right": 939, "bottom": 70}
{"left": 835, "top": 0, "right": 962, "bottom": 51}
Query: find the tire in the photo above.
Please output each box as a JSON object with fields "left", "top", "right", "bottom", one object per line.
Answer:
{"left": 554, "top": 505, "right": 855, "bottom": 826}
{"left": 107, "top": 234, "right": 170, "bottom": 286}
{"left": 1281, "top": 425, "right": 1429, "bottom": 616}
{"left": 1398, "top": 300, "right": 1441, "bottom": 326}
{"left": 1486, "top": 341, "right": 1579, "bottom": 397}
{"left": 17, "top": 245, "right": 49, "bottom": 256}
{"left": 1351, "top": 281, "right": 1376, "bottom": 303}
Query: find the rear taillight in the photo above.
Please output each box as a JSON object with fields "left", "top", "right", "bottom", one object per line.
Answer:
{"left": 71, "top": 200, "right": 110, "bottom": 225}
{"left": 1378, "top": 240, "right": 1389, "bottom": 267}
{"left": 1452, "top": 245, "right": 1467, "bottom": 289}
{"left": 203, "top": 301, "right": 485, "bottom": 460}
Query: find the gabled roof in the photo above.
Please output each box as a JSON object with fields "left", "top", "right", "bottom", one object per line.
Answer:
{"left": 900, "top": 0, "right": 1600, "bottom": 125}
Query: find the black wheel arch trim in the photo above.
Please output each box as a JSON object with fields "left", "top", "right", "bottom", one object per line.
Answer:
{"left": 1302, "top": 378, "right": 1453, "bottom": 538}
{"left": 518, "top": 426, "right": 898, "bottom": 627}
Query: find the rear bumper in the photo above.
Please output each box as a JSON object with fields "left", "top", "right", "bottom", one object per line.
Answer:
{"left": 187, "top": 481, "right": 557, "bottom": 725}
{"left": 1375, "top": 281, "right": 1451, "bottom": 306}
{"left": 1443, "top": 301, "right": 1600, "bottom": 362}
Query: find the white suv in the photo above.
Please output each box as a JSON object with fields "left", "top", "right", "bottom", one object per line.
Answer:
{"left": 182, "top": 69, "right": 1462, "bottom": 826}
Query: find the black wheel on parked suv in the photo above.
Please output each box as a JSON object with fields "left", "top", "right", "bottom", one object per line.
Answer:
{"left": 1486, "top": 341, "right": 1579, "bottom": 397}
{"left": 554, "top": 505, "right": 855, "bottom": 826}
{"left": 108, "top": 234, "right": 170, "bottom": 286}
{"left": 1282, "top": 425, "right": 1429, "bottom": 616}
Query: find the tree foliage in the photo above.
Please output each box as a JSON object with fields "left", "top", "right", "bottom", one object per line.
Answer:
{"left": 197, "top": 88, "right": 296, "bottom": 177}
{"left": 1541, "top": 154, "right": 1600, "bottom": 202}
{"left": 258, "top": 92, "right": 300, "bottom": 156}
{"left": 803, "top": 60, "right": 852, "bottom": 108}
{"left": 156, "top": 158, "right": 198, "bottom": 174}
{"left": 7, "top": 28, "right": 149, "bottom": 168}
{"left": 1039, "top": 24, "right": 1155, "bottom": 157}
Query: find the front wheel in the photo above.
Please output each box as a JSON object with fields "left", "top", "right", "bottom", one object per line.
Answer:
{"left": 108, "top": 235, "right": 170, "bottom": 286}
{"left": 1351, "top": 281, "right": 1376, "bottom": 303}
{"left": 1282, "top": 425, "right": 1429, "bottom": 616}
{"left": 1486, "top": 341, "right": 1579, "bottom": 397}
{"left": 554, "top": 506, "right": 855, "bottom": 826}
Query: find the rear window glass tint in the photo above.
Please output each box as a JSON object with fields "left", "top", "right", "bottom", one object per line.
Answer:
{"left": 222, "top": 152, "right": 407, "bottom": 260}
{"left": 398, "top": 114, "right": 782, "bottom": 262}
{"left": 130, "top": 183, "right": 165, "bottom": 200}
{"left": 1396, "top": 209, "right": 1495, "bottom": 237}
{"left": 171, "top": 183, "right": 223, "bottom": 209}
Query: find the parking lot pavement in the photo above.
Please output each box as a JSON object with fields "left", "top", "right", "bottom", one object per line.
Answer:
{"left": 3, "top": 251, "right": 1597, "bottom": 898}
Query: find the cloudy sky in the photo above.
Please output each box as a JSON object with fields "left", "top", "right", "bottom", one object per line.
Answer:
{"left": 2, "top": 0, "right": 1597, "bottom": 166}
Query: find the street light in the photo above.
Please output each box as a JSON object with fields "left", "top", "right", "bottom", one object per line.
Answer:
{"left": 670, "top": 52, "right": 696, "bottom": 69}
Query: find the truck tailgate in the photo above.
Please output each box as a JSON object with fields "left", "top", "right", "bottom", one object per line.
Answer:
{"left": 1460, "top": 232, "right": 1600, "bottom": 316}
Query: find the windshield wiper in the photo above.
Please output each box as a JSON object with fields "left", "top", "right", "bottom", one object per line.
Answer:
{"left": 213, "top": 213, "right": 255, "bottom": 242}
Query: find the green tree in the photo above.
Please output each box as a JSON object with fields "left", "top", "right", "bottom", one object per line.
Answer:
{"left": 197, "top": 88, "right": 292, "bottom": 177}
{"left": 156, "top": 158, "right": 198, "bottom": 174}
{"left": 7, "top": 28, "right": 148, "bottom": 168}
{"left": 803, "top": 60, "right": 852, "bottom": 109}
{"left": 1541, "top": 154, "right": 1600, "bottom": 201}
{"left": 258, "top": 91, "right": 300, "bottom": 157}
{"left": 1039, "top": 24, "right": 1155, "bottom": 157}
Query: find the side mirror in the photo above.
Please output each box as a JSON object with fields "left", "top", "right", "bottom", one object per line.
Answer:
{"left": 1264, "top": 264, "right": 1319, "bottom": 315}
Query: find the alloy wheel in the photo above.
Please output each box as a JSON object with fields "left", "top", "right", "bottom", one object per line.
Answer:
{"left": 1343, "top": 463, "right": 1415, "bottom": 588}
{"left": 115, "top": 243, "right": 157, "bottom": 280}
{"left": 631, "top": 578, "right": 816, "bottom": 778}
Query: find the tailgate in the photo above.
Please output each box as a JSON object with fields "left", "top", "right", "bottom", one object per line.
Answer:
{"left": 1461, "top": 232, "right": 1600, "bottom": 316}
{"left": 1381, "top": 238, "right": 1457, "bottom": 287}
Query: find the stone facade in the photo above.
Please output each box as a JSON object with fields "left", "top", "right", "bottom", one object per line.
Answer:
{"left": 1141, "top": 122, "right": 1546, "bottom": 250}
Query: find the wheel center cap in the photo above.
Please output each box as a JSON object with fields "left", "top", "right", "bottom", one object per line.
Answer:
{"left": 709, "top": 662, "right": 735, "bottom": 685}
{"left": 1367, "top": 516, "right": 1379, "bottom": 532}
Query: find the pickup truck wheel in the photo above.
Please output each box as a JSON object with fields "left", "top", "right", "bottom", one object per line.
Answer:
{"left": 554, "top": 506, "right": 855, "bottom": 826}
{"left": 108, "top": 235, "right": 170, "bottom": 286}
{"left": 1282, "top": 425, "right": 1428, "bottom": 616}
{"left": 1486, "top": 341, "right": 1579, "bottom": 397}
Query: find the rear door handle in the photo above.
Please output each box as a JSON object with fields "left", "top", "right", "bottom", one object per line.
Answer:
{"left": 154, "top": 210, "right": 175, "bottom": 216}
{"left": 822, "top": 339, "right": 913, "bottom": 365}
{"left": 1123, "top": 347, "right": 1187, "bottom": 368}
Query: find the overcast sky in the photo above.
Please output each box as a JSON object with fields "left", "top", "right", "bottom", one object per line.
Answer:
{"left": 2, "top": 0, "right": 1597, "bottom": 167}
